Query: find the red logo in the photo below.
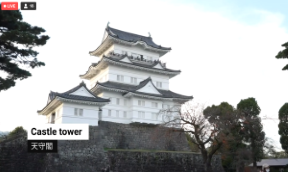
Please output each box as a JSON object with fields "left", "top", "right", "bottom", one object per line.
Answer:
{"left": 1, "top": 2, "right": 18, "bottom": 10}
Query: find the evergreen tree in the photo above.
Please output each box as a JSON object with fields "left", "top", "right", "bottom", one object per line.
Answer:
{"left": 204, "top": 102, "right": 247, "bottom": 172}
{"left": 237, "top": 97, "right": 265, "bottom": 169}
{"left": 8, "top": 126, "right": 27, "bottom": 137}
{"left": 278, "top": 103, "right": 288, "bottom": 153}
{"left": 275, "top": 42, "right": 288, "bottom": 70}
{"left": 0, "top": 9, "right": 49, "bottom": 91}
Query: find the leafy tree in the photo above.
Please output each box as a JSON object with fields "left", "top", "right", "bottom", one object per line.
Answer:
{"left": 162, "top": 102, "right": 237, "bottom": 172}
{"left": 275, "top": 42, "right": 288, "bottom": 70}
{"left": 237, "top": 97, "right": 265, "bottom": 169}
{"left": 278, "top": 103, "right": 288, "bottom": 153}
{"left": 8, "top": 126, "right": 27, "bottom": 137}
{"left": 0, "top": 9, "right": 49, "bottom": 91}
{"left": 204, "top": 102, "right": 249, "bottom": 172}
{"left": 272, "top": 151, "right": 288, "bottom": 158}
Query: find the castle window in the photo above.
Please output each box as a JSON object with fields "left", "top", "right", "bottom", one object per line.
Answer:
{"left": 116, "top": 98, "right": 120, "bottom": 105}
{"left": 123, "top": 111, "right": 127, "bottom": 118}
{"left": 108, "top": 110, "right": 111, "bottom": 116}
{"left": 117, "top": 75, "right": 124, "bottom": 82}
{"left": 74, "top": 108, "right": 83, "bottom": 116}
{"left": 156, "top": 81, "right": 162, "bottom": 88}
{"left": 138, "top": 100, "right": 145, "bottom": 106}
{"left": 138, "top": 111, "right": 145, "bottom": 119}
{"left": 130, "top": 77, "right": 137, "bottom": 84}
{"left": 124, "top": 99, "right": 127, "bottom": 106}
{"left": 116, "top": 110, "right": 119, "bottom": 117}
{"left": 51, "top": 113, "right": 56, "bottom": 124}
{"left": 152, "top": 102, "right": 158, "bottom": 108}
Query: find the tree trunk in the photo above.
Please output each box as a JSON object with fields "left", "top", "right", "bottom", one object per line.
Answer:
{"left": 204, "top": 160, "right": 213, "bottom": 172}
{"left": 203, "top": 154, "right": 213, "bottom": 172}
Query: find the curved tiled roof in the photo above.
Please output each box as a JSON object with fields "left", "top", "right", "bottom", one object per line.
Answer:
{"left": 105, "top": 55, "right": 180, "bottom": 72}
{"left": 48, "top": 81, "right": 110, "bottom": 103}
{"left": 107, "top": 26, "right": 171, "bottom": 51}
{"left": 80, "top": 55, "right": 181, "bottom": 79}
{"left": 95, "top": 77, "right": 193, "bottom": 100}
{"left": 38, "top": 82, "right": 110, "bottom": 115}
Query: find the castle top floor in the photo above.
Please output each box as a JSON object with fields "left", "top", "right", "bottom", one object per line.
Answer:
{"left": 89, "top": 25, "right": 171, "bottom": 60}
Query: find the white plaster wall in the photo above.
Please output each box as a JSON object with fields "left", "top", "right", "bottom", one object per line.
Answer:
{"left": 98, "top": 90, "right": 180, "bottom": 124}
{"left": 61, "top": 102, "right": 101, "bottom": 126}
{"left": 137, "top": 81, "right": 162, "bottom": 95}
{"left": 108, "top": 65, "right": 169, "bottom": 89}
{"left": 153, "top": 63, "right": 164, "bottom": 69}
{"left": 70, "top": 86, "right": 95, "bottom": 97}
{"left": 101, "top": 91, "right": 131, "bottom": 124}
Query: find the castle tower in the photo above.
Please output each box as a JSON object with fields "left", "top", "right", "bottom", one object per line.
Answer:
{"left": 80, "top": 25, "right": 193, "bottom": 124}
{"left": 37, "top": 25, "right": 193, "bottom": 125}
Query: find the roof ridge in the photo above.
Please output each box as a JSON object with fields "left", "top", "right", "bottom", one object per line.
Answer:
{"left": 94, "top": 81, "right": 192, "bottom": 100}
{"left": 107, "top": 26, "right": 150, "bottom": 39}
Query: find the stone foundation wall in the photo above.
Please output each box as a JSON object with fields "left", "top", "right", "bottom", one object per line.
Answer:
{"left": 0, "top": 121, "right": 224, "bottom": 172}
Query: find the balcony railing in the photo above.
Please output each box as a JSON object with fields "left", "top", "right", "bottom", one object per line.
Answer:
{"left": 108, "top": 51, "right": 166, "bottom": 67}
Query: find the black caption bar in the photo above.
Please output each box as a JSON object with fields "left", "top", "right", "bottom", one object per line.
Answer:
{"left": 21, "top": 2, "right": 36, "bottom": 10}
{"left": 27, "top": 140, "right": 57, "bottom": 153}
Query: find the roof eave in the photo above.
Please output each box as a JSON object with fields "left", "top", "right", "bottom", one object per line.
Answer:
{"left": 37, "top": 98, "right": 63, "bottom": 116}
{"left": 57, "top": 97, "right": 109, "bottom": 106}
{"left": 38, "top": 96, "right": 110, "bottom": 116}
{"left": 80, "top": 61, "right": 108, "bottom": 80}
{"left": 109, "top": 36, "right": 170, "bottom": 56}
{"left": 89, "top": 37, "right": 113, "bottom": 56}
{"left": 104, "top": 57, "right": 181, "bottom": 76}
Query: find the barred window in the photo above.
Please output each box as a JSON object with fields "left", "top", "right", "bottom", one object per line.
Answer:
{"left": 117, "top": 75, "right": 124, "bottom": 82}
{"left": 130, "top": 77, "right": 137, "bottom": 84}
{"left": 156, "top": 81, "right": 162, "bottom": 88}
{"left": 74, "top": 108, "right": 83, "bottom": 116}
{"left": 152, "top": 102, "right": 158, "bottom": 108}
{"left": 138, "top": 100, "right": 145, "bottom": 106}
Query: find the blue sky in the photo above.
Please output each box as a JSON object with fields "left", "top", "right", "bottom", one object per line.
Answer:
{"left": 1, "top": 0, "right": 288, "bottom": 150}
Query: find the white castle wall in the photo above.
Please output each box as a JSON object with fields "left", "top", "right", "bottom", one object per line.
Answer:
{"left": 61, "top": 102, "right": 101, "bottom": 126}
{"left": 99, "top": 90, "right": 180, "bottom": 124}
{"left": 108, "top": 65, "right": 169, "bottom": 89}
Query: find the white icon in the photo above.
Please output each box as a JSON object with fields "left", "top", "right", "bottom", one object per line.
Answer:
{"left": 24, "top": 4, "right": 28, "bottom": 9}
{"left": 30, "top": 4, "right": 34, "bottom": 8}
